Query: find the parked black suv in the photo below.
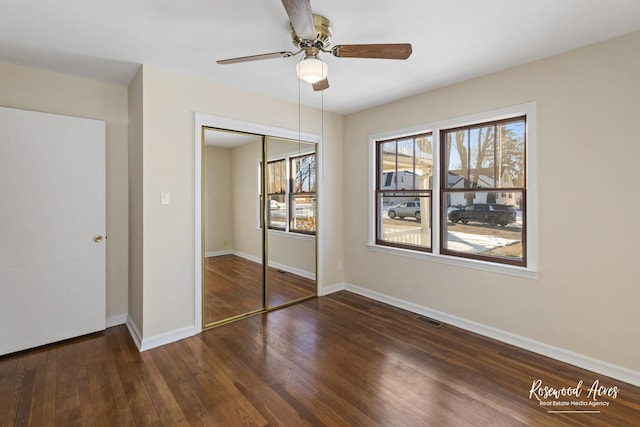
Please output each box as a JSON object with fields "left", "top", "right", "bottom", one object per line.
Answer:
{"left": 448, "top": 204, "right": 516, "bottom": 226}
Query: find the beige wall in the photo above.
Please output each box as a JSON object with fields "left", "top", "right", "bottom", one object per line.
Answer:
{"left": 127, "top": 67, "right": 144, "bottom": 332}
{"left": 231, "top": 139, "right": 262, "bottom": 260}
{"left": 204, "top": 145, "right": 233, "bottom": 254}
{"left": 343, "top": 32, "right": 640, "bottom": 372}
{"left": 132, "top": 65, "right": 344, "bottom": 338}
{"left": 0, "top": 61, "right": 129, "bottom": 322}
{"left": 268, "top": 234, "right": 315, "bottom": 277}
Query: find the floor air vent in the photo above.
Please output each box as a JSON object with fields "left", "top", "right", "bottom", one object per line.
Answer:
{"left": 414, "top": 315, "right": 444, "bottom": 328}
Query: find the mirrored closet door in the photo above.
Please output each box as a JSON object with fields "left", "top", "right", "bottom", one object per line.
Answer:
{"left": 265, "top": 136, "right": 317, "bottom": 309}
{"left": 202, "top": 129, "right": 265, "bottom": 326}
{"left": 202, "top": 128, "right": 317, "bottom": 329}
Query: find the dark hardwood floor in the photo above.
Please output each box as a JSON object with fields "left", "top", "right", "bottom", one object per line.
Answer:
{"left": 2, "top": 291, "right": 639, "bottom": 426}
{"left": 204, "top": 255, "right": 316, "bottom": 324}
{"left": 204, "top": 255, "right": 264, "bottom": 323}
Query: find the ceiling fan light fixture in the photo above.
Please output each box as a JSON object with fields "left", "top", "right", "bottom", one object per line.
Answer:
{"left": 296, "top": 56, "right": 328, "bottom": 84}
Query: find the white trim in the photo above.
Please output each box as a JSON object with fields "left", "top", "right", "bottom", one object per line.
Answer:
{"left": 205, "top": 250, "right": 233, "bottom": 258}
{"left": 232, "top": 250, "right": 261, "bottom": 265}
{"left": 213, "top": 249, "right": 315, "bottom": 280}
{"left": 195, "top": 113, "right": 322, "bottom": 334}
{"left": 319, "top": 282, "right": 346, "bottom": 296}
{"left": 366, "top": 244, "right": 539, "bottom": 280}
{"left": 106, "top": 313, "right": 127, "bottom": 328}
{"left": 125, "top": 315, "right": 196, "bottom": 352}
{"left": 268, "top": 260, "right": 315, "bottom": 281}
{"left": 368, "top": 102, "right": 538, "bottom": 276}
{"left": 197, "top": 114, "right": 320, "bottom": 145}
{"left": 268, "top": 228, "right": 315, "bottom": 242}
{"left": 343, "top": 283, "right": 640, "bottom": 387}
{"left": 138, "top": 326, "right": 196, "bottom": 352}
{"left": 125, "top": 316, "right": 143, "bottom": 350}
{"left": 194, "top": 119, "right": 203, "bottom": 334}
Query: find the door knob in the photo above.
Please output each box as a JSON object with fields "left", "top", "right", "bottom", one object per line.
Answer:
{"left": 93, "top": 235, "right": 103, "bottom": 243}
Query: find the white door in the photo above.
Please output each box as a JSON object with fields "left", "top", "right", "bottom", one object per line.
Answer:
{"left": 0, "top": 106, "right": 106, "bottom": 356}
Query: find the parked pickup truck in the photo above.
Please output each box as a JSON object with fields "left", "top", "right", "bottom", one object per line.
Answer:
{"left": 447, "top": 204, "right": 516, "bottom": 226}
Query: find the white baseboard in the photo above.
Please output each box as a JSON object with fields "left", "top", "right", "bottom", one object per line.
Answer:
{"left": 211, "top": 250, "right": 280, "bottom": 266}
{"left": 205, "top": 250, "right": 233, "bottom": 258}
{"left": 232, "top": 250, "right": 261, "bottom": 264}
{"left": 106, "top": 313, "right": 127, "bottom": 328}
{"left": 138, "top": 326, "right": 196, "bottom": 352}
{"left": 125, "top": 316, "right": 196, "bottom": 352}
{"left": 319, "top": 282, "right": 346, "bottom": 296}
{"left": 207, "top": 250, "right": 315, "bottom": 280}
{"left": 343, "top": 283, "right": 640, "bottom": 387}
{"left": 269, "top": 260, "right": 315, "bottom": 280}
{"left": 125, "top": 317, "right": 143, "bottom": 350}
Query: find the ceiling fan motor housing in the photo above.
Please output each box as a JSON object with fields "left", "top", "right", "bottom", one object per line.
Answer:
{"left": 291, "top": 14, "right": 332, "bottom": 48}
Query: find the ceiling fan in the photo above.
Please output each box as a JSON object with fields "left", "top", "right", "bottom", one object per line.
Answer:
{"left": 216, "top": 0, "right": 413, "bottom": 91}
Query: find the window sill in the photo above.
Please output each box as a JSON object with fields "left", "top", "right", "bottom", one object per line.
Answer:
{"left": 268, "top": 229, "right": 315, "bottom": 242}
{"left": 366, "top": 243, "right": 539, "bottom": 280}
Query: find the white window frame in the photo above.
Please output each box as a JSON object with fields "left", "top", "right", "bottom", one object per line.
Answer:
{"left": 368, "top": 102, "right": 538, "bottom": 279}
{"left": 259, "top": 150, "right": 317, "bottom": 235}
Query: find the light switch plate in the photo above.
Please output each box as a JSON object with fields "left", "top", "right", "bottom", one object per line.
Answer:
{"left": 161, "top": 192, "right": 170, "bottom": 205}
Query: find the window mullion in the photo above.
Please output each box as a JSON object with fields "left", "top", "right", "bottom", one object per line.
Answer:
{"left": 494, "top": 123, "right": 499, "bottom": 188}
{"left": 432, "top": 131, "right": 441, "bottom": 255}
{"left": 286, "top": 157, "right": 291, "bottom": 232}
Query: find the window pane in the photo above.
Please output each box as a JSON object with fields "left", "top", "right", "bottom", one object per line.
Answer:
{"left": 309, "top": 155, "right": 316, "bottom": 192}
{"left": 380, "top": 141, "right": 397, "bottom": 190}
{"left": 442, "top": 190, "right": 523, "bottom": 262}
{"left": 378, "top": 193, "right": 431, "bottom": 250}
{"left": 415, "top": 135, "right": 433, "bottom": 190}
{"left": 445, "top": 129, "right": 469, "bottom": 189}
{"left": 379, "top": 135, "right": 433, "bottom": 192}
{"left": 268, "top": 194, "right": 287, "bottom": 229}
{"left": 268, "top": 160, "right": 286, "bottom": 194}
{"left": 291, "top": 194, "right": 316, "bottom": 233}
{"left": 397, "top": 139, "right": 415, "bottom": 189}
{"left": 469, "top": 125, "right": 495, "bottom": 187}
{"left": 292, "top": 154, "right": 316, "bottom": 193}
{"left": 497, "top": 120, "right": 525, "bottom": 187}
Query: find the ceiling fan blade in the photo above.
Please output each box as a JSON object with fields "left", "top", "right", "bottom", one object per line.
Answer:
{"left": 217, "top": 51, "right": 295, "bottom": 65}
{"left": 312, "top": 78, "right": 329, "bottom": 91}
{"left": 281, "top": 0, "right": 316, "bottom": 41}
{"left": 331, "top": 43, "right": 413, "bottom": 60}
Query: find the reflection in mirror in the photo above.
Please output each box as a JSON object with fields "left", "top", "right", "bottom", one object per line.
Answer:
{"left": 203, "top": 128, "right": 264, "bottom": 326}
{"left": 266, "top": 136, "right": 317, "bottom": 308}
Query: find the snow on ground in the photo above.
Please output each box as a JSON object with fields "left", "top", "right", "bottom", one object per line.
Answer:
{"left": 446, "top": 231, "right": 519, "bottom": 253}
{"left": 381, "top": 207, "right": 523, "bottom": 252}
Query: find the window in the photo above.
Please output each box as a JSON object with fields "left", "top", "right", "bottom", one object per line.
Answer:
{"left": 290, "top": 153, "right": 317, "bottom": 234}
{"left": 376, "top": 133, "right": 433, "bottom": 251}
{"left": 263, "top": 152, "right": 316, "bottom": 234}
{"left": 441, "top": 117, "right": 526, "bottom": 266}
{"left": 372, "top": 104, "right": 533, "bottom": 271}
{"left": 266, "top": 159, "right": 287, "bottom": 230}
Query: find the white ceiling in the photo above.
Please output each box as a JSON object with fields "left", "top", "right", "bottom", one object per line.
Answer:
{"left": 203, "top": 129, "right": 259, "bottom": 148}
{"left": 2, "top": 0, "right": 640, "bottom": 115}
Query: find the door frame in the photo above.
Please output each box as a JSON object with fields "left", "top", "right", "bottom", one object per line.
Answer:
{"left": 194, "top": 113, "right": 322, "bottom": 333}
